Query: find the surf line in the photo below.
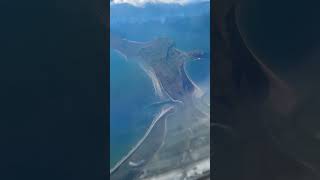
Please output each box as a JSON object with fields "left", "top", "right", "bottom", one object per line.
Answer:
{"left": 110, "top": 105, "right": 175, "bottom": 174}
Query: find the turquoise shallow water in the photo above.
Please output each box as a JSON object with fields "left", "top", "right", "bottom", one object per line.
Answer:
{"left": 110, "top": 51, "right": 159, "bottom": 167}
{"left": 110, "top": 5, "right": 210, "bottom": 168}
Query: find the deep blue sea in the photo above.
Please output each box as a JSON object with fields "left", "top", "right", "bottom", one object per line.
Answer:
{"left": 110, "top": 2, "right": 210, "bottom": 167}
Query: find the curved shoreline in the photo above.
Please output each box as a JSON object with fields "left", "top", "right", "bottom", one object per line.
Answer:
{"left": 110, "top": 105, "right": 175, "bottom": 174}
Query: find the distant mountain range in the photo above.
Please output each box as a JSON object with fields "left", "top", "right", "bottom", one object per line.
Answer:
{"left": 110, "top": 1, "right": 210, "bottom": 25}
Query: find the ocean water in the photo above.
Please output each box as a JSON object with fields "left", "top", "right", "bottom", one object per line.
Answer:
{"left": 110, "top": 2, "right": 210, "bottom": 168}
{"left": 110, "top": 51, "right": 159, "bottom": 166}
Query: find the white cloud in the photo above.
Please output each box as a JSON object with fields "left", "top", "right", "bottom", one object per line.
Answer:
{"left": 111, "top": 0, "right": 208, "bottom": 7}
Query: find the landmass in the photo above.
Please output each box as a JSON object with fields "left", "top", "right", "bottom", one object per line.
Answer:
{"left": 110, "top": 35, "right": 210, "bottom": 180}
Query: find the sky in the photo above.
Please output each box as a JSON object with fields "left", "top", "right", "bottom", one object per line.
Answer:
{"left": 111, "top": 0, "right": 209, "bottom": 6}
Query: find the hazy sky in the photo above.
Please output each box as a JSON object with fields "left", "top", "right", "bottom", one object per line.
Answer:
{"left": 111, "top": 0, "right": 209, "bottom": 6}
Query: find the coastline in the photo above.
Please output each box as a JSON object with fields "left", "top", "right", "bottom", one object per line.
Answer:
{"left": 110, "top": 105, "right": 175, "bottom": 174}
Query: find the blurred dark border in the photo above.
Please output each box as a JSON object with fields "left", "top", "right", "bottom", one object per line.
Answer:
{"left": 0, "top": 0, "right": 109, "bottom": 179}
{"left": 210, "top": 1, "right": 214, "bottom": 180}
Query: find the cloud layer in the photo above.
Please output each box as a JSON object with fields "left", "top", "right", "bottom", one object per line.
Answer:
{"left": 111, "top": 0, "right": 208, "bottom": 6}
